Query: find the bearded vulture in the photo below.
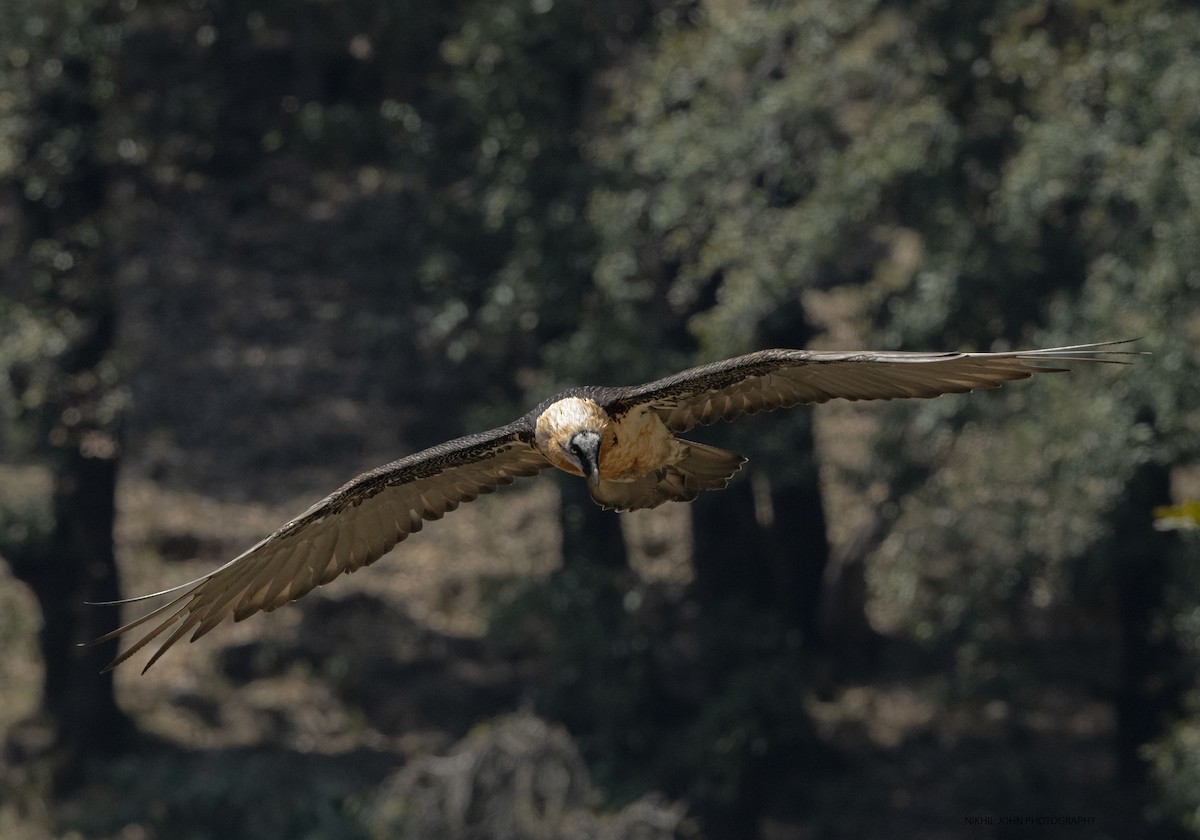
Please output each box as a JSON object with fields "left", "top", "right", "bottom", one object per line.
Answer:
{"left": 92, "top": 340, "right": 1137, "bottom": 671}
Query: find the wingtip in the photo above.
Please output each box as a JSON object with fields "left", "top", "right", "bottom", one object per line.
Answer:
{"left": 1012, "top": 339, "right": 1148, "bottom": 368}
{"left": 97, "top": 647, "right": 129, "bottom": 674}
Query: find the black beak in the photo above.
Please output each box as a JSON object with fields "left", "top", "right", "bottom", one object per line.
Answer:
{"left": 569, "top": 431, "right": 602, "bottom": 485}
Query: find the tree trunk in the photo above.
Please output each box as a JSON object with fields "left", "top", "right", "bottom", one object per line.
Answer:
{"left": 3, "top": 274, "right": 133, "bottom": 788}
{"left": 557, "top": 475, "right": 628, "bottom": 570}
{"left": 691, "top": 479, "right": 767, "bottom": 608}
{"left": 8, "top": 441, "right": 133, "bottom": 789}
{"left": 1110, "top": 460, "right": 1185, "bottom": 799}
{"left": 688, "top": 415, "right": 829, "bottom": 838}
{"left": 692, "top": 416, "right": 830, "bottom": 641}
{"left": 1, "top": 0, "right": 135, "bottom": 779}
{"left": 762, "top": 471, "right": 831, "bottom": 646}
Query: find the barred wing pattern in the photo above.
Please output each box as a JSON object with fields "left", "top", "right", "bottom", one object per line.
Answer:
{"left": 95, "top": 425, "right": 550, "bottom": 672}
{"left": 607, "top": 341, "right": 1137, "bottom": 433}
{"left": 97, "top": 340, "right": 1138, "bottom": 672}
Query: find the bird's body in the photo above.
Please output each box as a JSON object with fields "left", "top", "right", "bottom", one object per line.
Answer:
{"left": 93, "top": 341, "right": 1139, "bottom": 672}
{"left": 533, "top": 394, "right": 742, "bottom": 509}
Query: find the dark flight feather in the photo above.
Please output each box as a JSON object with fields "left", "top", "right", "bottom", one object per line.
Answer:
{"left": 92, "top": 340, "right": 1139, "bottom": 671}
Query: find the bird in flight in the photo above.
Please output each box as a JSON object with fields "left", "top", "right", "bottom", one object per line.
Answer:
{"left": 93, "top": 340, "right": 1136, "bottom": 672}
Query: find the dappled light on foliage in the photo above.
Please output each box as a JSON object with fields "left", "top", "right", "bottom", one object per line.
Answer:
{"left": 1, "top": 0, "right": 1198, "bottom": 837}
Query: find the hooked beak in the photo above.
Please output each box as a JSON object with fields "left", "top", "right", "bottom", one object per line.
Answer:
{"left": 569, "top": 430, "right": 602, "bottom": 485}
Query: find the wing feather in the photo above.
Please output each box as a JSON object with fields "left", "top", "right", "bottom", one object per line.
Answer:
{"left": 95, "top": 340, "right": 1140, "bottom": 672}
{"left": 607, "top": 340, "right": 1140, "bottom": 432}
{"left": 93, "top": 423, "right": 550, "bottom": 672}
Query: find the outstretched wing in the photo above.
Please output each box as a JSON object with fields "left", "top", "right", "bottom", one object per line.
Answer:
{"left": 93, "top": 422, "right": 550, "bottom": 672}
{"left": 606, "top": 340, "right": 1140, "bottom": 433}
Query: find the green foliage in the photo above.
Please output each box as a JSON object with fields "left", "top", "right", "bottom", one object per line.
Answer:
{"left": 857, "top": 3, "right": 1200, "bottom": 827}
{"left": 678, "top": 656, "right": 812, "bottom": 808}
{"left": 579, "top": 0, "right": 958, "bottom": 364}
{"left": 1147, "top": 699, "right": 1200, "bottom": 835}
{"left": 57, "top": 751, "right": 373, "bottom": 840}
{"left": 488, "top": 564, "right": 672, "bottom": 802}
{"left": 0, "top": 0, "right": 130, "bottom": 462}
{"left": 488, "top": 565, "right": 816, "bottom": 813}
{"left": 572, "top": 0, "right": 1198, "bottom": 828}
{"left": 671, "top": 605, "right": 815, "bottom": 812}
{"left": 2, "top": 0, "right": 1199, "bottom": 834}
{"left": 0, "top": 465, "right": 54, "bottom": 575}
{"left": 867, "top": 0, "right": 1200, "bottom": 644}
{"left": 0, "top": 301, "right": 127, "bottom": 464}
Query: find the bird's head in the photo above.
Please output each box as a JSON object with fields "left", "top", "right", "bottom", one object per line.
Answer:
{"left": 535, "top": 397, "right": 612, "bottom": 484}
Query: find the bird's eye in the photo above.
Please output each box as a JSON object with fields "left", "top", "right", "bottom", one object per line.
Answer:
{"left": 568, "top": 442, "right": 583, "bottom": 461}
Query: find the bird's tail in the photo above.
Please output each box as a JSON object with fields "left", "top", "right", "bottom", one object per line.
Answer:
{"left": 674, "top": 440, "right": 747, "bottom": 491}
{"left": 589, "top": 441, "right": 746, "bottom": 511}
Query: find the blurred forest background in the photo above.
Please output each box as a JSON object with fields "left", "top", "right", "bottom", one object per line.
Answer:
{"left": 1, "top": 0, "right": 1198, "bottom": 837}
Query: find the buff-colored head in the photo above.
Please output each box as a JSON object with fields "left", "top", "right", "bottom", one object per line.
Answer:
{"left": 534, "top": 397, "right": 614, "bottom": 481}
